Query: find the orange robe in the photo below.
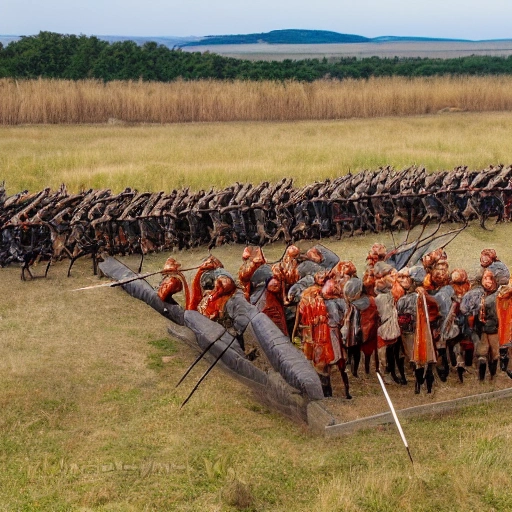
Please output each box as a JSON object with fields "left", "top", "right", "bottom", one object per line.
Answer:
{"left": 412, "top": 289, "right": 439, "bottom": 366}
{"left": 299, "top": 286, "right": 337, "bottom": 372}
{"left": 497, "top": 281, "right": 512, "bottom": 347}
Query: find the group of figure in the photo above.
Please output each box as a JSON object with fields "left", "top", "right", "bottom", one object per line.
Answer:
{"left": 2, "top": 164, "right": 512, "bottom": 275}
{"left": 157, "top": 239, "right": 512, "bottom": 400}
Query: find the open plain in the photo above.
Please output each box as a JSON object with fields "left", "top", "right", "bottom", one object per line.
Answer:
{"left": 2, "top": 114, "right": 512, "bottom": 510}
{"left": 182, "top": 40, "right": 512, "bottom": 61}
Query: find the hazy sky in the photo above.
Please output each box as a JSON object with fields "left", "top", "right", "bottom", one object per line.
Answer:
{"left": 1, "top": 0, "right": 511, "bottom": 41}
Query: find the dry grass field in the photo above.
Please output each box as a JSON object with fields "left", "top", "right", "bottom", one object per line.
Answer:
{"left": 182, "top": 40, "right": 512, "bottom": 61}
{"left": 2, "top": 223, "right": 512, "bottom": 511}
{"left": 2, "top": 111, "right": 512, "bottom": 195}
{"left": 3, "top": 76, "right": 512, "bottom": 126}
{"left": 3, "top": 115, "right": 512, "bottom": 510}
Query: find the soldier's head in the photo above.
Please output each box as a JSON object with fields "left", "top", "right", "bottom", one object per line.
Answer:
{"left": 422, "top": 248, "right": 447, "bottom": 270}
{"left": 451, "top": 268, "right": 470, "bottom": 297}
{"left": 431, "top": 265, "right": 450, "bottom": 288}
{"left": 267, "top": 277, "right": 282, "bottom": 294}
{"left": 366, "top": 243, "right": 387, "bottom": 266}
{"left": 314, "top": 270, "right": 329, "bottom": 286}
{"left": 163, "top": 257, "right": 181, "bottom": 274}
{"left": 285, "top": 245, "right": 300, "bottom": 260}
{"left": 480, "top": 248, "right": 498, "bottom": 268}
{"left": 482, "top": 269, "right": 497, "bottom": 293}
{"left": 451, "top": 268, "right": 469, "bottom": 285}
{"left": 397, "top": 268, "right": 413, "bottom": 292}
{"left": 305, "top": 247, "right": 323, "bottom": 264}
{"left": 321, "top": 278, "right": 339, "bottom": 300}
{"left": 331, "top": 260, "right": 357, "bottom": 279}
{"left": 242, "top": 246, "right": 252, "bottom": 260}
{"left": 344, "top": 278, "right": 363, "bottom": 303}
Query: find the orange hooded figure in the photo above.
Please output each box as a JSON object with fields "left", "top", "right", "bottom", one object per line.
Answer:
{"left": 238, "top": 246, "right": 266, "bottom": 300}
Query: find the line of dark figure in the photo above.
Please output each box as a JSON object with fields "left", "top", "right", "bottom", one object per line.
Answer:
{"left": 2, "top": 164, "right": 512, "bottom": 277}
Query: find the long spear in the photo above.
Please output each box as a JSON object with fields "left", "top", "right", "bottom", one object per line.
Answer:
{"left": 175, "top": 336, "right": 223, "bottom": 389}
{"left": 180, "top": 336, "right": 237, "bottom": 409}
{"left": 72, "top": 269, "right": 165, "bottom": 291}
{"left": 72, "top": 264, "right": 201, "bottom": 291}
{"left": 376, "top": 371, "right": 414, "bottom": 464}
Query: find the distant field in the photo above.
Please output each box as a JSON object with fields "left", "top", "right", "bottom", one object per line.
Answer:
{"left": 3, "top": 111, "right": 512, "bottom": 194}
{"left": 183, "top": 40, "right": 512, "bottom": 61}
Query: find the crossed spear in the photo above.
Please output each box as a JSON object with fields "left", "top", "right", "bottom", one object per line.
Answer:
{"left": 73, "top": 261, "right": 240, "bottom": 408}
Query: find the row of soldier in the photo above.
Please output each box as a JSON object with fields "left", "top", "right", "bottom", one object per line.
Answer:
{"left": 157, "top": 238, "right": 512, "bottom": 399}
{"left": 2, "top": 164, "right": 512, "bottom": 272}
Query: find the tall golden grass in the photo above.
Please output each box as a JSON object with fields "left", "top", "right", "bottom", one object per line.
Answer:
{"left": 2, "top": 75, "right": 512, "bottom": 125}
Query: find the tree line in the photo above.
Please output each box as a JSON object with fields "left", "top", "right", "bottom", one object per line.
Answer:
{"left": 1, "top": 31, "right": 512, "bottom": 82}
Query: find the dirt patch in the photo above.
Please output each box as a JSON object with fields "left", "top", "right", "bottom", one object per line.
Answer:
{"left": 323, "top": 363, "right": 512, "bottom": 423}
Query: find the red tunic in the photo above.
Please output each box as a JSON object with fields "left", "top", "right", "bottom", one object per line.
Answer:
{"left": 359, "top": 297, "right": 378, "bottom": 357}
{"left": 412, "top": 289, "right": 440, "bottom": 366}
{"left": 299, "top": 286, "right": 337, "bottom": 372}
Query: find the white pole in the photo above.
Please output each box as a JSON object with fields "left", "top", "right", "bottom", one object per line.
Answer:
{"left": 376, "top": 371, "right": 414, "bottom": 464}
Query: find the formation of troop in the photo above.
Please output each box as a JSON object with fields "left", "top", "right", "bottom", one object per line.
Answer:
{"left": 2, "top": 164, "right": 512, "bottom": 276}
{"left": 157, "top": 237, "right": 512, "bottom": 399}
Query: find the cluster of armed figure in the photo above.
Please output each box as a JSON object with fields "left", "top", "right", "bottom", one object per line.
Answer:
{"left": 157, "top": 240, "right": 512, "bottom": 399}
{"left": 2, "top": 164, "right": 512, "bottom": 276}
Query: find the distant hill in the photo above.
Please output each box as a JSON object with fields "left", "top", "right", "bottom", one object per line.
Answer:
{"left": 1, "top": 30, "right": 508, "bottom": 51}
{"left": 181, "top": 29, "right": 371, "bottom": 46}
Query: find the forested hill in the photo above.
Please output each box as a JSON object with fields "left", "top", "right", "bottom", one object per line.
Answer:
{"left": 1, "top": 31, "right": 512, "bottom": 82}
{"left": 182, "top": 29, "right": 371, "bottom": 45}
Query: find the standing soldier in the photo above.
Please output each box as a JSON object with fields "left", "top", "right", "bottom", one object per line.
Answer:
{"left": 496, "top": 277, "right": 512, "bottom": 374}
{"left": 461, "top": 269, "right": 500, "bottom": 381}
{"left": 298, "top": 271, "right": 351, "bottom": 399}
{"left": 411, "top": 285, "right": 440, "bottom": 393}
{"left": 373, "top": 262, "right": 406, "bottom": 384}
{"left": 449, "top": 269, "right": 472, "bottom": 382}
{"left": 340, "top": 277, "right": 379, "bottom": 377}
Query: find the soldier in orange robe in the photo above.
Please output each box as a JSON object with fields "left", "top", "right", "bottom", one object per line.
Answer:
{"left": 421, "top": 248, "right": 453, "bottom": 382}
{"left": 257, "top": 276, "right": 289, "bottom": 336}
{"left": 197, "top": 275, "right": 237, "bottom": 324}
{"left": 157, "top": 257, "right": 188, "bottom": 305}
{"left": 476, "top": 270, "right": 500, "bottom": 380}
{"left": 298, "top": 272, "right": 351, "bottom": 398}
{"left": 238, "top": 246, "right": 266, "bottom": 300}
{"left": 411, "top": 286, "right": 440, "bottom": 393}
{"left": 497, "top": 278, "right": 512, "bottom": 374}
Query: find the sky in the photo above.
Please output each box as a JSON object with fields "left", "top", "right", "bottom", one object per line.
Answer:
{"left": 1, "top": 0, "right": 511, "bottom": 41}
